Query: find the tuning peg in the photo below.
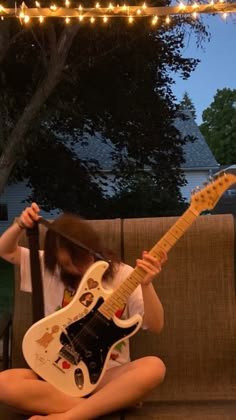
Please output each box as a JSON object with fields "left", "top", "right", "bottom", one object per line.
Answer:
{"left": 203, "top": 181, "right": 208, "bottom": 187}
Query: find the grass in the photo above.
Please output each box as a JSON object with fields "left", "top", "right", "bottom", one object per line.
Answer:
{"left": 0, "top": 259, "right": 14, "bottom": 315}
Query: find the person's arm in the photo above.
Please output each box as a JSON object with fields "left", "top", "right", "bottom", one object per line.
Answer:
{"left": 136, "top": 250, "right": 166, "bottom": 334}
{"left": 141, "top": 283, "right": 164, "bottom": 334}
{"left": 0, "top": 202, "right": 40, "bottom": 265}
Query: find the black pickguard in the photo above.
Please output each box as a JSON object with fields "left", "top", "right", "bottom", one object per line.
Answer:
{"left": 59, "top": 298, "right": 138, "bottom": 384}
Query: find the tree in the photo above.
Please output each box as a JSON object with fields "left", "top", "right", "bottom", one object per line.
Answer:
{"left": 200, "top": 88, "right": 236, "bottom": 164}
{"left": 0, "top": 10, "right": 208, "bottom": 217}
{"left": 179, "top": 91, "right": 197, "bottom": 120}
{"left": 103, "top": 170, "right": 188, "bottom": 218}
{"left": 0, "top": 19, "right": 81, "bottom": 193}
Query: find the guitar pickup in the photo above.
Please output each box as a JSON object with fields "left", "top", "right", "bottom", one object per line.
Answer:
{"left": 59, "top": 344, "right": 80, "bottom": 365}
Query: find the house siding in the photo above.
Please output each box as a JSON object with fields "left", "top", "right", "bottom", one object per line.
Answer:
{"left": 0, "top": 114, "right": 220, "bottom": 232}
{"left": 0, "top": 182, "right": 59, "bottom": 234}
{"left": 181, "top": 170, "right": 212, "bottom": 201}
{"left": 0, "top": 168, "right": 212, "bottom": 233}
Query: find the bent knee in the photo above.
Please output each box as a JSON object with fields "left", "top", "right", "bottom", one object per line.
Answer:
{"left": 0, "top": 369, "right": 37, "bottom": 401}
{"left": 145, "top": 356, "right": 166, "bottom": 384}
{"left": 0, "top": 370, "right": 12, "bottom": 400}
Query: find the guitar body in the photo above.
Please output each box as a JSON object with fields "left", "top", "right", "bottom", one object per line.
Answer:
{"left": 22, "top": 261, "right": 142, "bottom": 397}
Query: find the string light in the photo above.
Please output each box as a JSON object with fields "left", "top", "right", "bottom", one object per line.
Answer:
{"left": 0, "top": 1, "right": 235, "bottom": 25}
{"left": 152, "top": 15, "right": 158, "bottom": 25}
{"left": 179, "top": 2, "right": 186, "bottom": 10}
{"left": 24, "top": 15, "right": 30, "bottom": 23}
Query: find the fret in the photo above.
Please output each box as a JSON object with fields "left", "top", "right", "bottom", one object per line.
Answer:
{"left": 114, "top": 289, "right": 129, "bottom": 300}
{"left": 160, "top": 234, "right": 177, "bottom": 247}
{"left": 115, "top": 296, "right": 127, "bottom": 305}
{"left": 121, "top": 284, "right": 134, "bottom": 294}
{"left": 127, "top": 274, "right": 141, "bottom": 287}
{"left": 182, "top": 209, "right": 199, "bottom": 223}
{"left": 117, "top": 288, "right": 131, "bottom": 300}
{"left": 149, "top": 208, "right": 198, "bottom": 258}
{"left": 155, "top": 238, "right": 172, "bottom": 251}
{"left": 99, "top": 308, "right": 113, "bottom": 319}
{"left": 177, "top": 218, "right": 190, "bottom": 230}
{"left": 131, "top": 267, "right": 144, "bottom": 279}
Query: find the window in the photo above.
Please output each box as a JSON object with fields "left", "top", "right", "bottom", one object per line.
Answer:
{"left": 0, "top": 204, "right": 8, "bottom": 221}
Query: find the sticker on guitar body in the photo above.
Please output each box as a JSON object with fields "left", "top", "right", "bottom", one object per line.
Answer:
{"left": 36, "top": 325, "right": 60, "bottom": 349}
{"left": 53, "top": 356, "right": 72, "bottom": 373}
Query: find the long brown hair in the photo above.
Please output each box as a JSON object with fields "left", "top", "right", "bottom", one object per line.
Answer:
{"left": 44, "top": 213, "right": 119, "bottom": 288}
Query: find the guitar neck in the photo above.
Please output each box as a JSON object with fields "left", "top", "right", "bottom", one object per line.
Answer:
{"left": 99, "top": 206, "right": 200, "bottom": 320}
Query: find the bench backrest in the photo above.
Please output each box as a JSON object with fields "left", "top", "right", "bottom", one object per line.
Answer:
{"left": 12, "top": 214, "right": 236, "bottom": 402}
{"left": 125, "top": 214, "right": 236, "bottom": 401}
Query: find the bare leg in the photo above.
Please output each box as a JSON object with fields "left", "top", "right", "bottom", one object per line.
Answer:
{"left": 69, "top": 356, "right": 165, "bottom": 419}
{"left": 0, "top": 369, "right": 82, "bottom": 414}
{"left": 27, "top": 356, "right": 166, "bottom": 420}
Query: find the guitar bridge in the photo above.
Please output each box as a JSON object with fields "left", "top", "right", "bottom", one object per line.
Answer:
{"left": 59, "top": 344, "right": 80, "bottom": 365}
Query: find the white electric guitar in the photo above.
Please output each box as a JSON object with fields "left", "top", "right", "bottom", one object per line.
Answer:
{"left": 22, "top": 173, "right": 236, "bottom": 397}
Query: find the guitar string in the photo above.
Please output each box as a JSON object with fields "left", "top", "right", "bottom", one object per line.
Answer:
{"left": 60, "top": 326, "right": 78, "bottom": 357}
{"left": 60, "top": 275, "right": 142, "bottom": 355}
{"left": 63, "top": 311, "right": 107, "bottom": 352}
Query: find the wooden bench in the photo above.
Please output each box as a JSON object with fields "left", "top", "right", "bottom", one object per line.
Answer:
{"left": 1, "top": 214, "right": 236, "bottom": 419}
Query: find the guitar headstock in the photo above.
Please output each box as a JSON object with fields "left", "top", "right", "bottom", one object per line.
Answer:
{"left": 190, "top": 172, "right": 236, "bottom": 213}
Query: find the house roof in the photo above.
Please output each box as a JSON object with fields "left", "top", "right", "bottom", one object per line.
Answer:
{"left": 215, "top": 164, "right": 236, "bottom": 174}
{"left": 175, "top": 116, "right": 219, "bottom": 170}
{"left": 75, "top": 134, "right": 115, "bottom": 171}
{"left": 72, "top": 114, "right": 219, "bottom": 171}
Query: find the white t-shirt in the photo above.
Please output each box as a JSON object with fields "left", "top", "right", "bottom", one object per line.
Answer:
{"left": 20, "top": 247, "right": 145, "bottom": 367}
